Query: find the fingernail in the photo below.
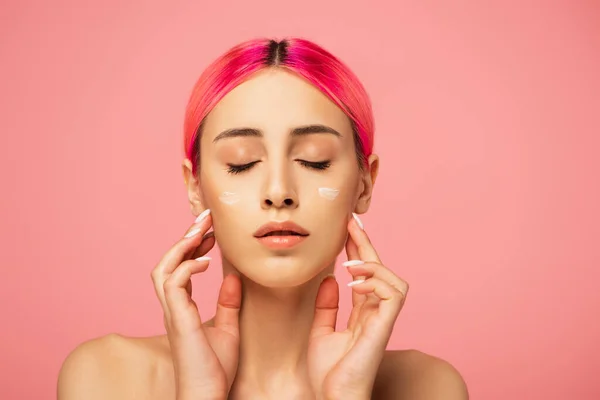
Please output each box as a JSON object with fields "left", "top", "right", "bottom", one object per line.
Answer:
{"left": 194, "top": 256, "right": 211, "bottom": 262}
{"left": 195, "top": 209, "right": 211, "bottom": 223}
{"left": 184, "top": 228, "right": 201, "bottom": 238}
{"left": 343, "top": 260, "right": 364, "bottom": 267}
{"left": 352, "top": 213, "right": 364, "bottom": 230}
{"left": 347, "top": 279, "right": 365, "bottom": 287}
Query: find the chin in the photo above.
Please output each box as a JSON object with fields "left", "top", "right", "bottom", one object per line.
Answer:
{"left": 237, "top": 255, "right": 327, "bottom": 289}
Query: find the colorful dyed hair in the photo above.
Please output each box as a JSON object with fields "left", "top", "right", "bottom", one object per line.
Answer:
{"left": 183, "top": 37, "right": 375, "bottom": 175}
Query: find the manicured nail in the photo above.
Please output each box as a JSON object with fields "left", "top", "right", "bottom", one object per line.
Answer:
{"left": 194, "top": 256, "right": 211, "bottom": 262}
{"left": 195, "top": 209, "right": 211, "bottom": 223}
{"left": 322, "top": 273, "right": 336, "bottom": 282}
{"left": 352, "top": 213, "right": 364, "bottom": 230}
{"left": 184, "top": 228, "right": 201, "bottom": 238}
{"left": 347, "top": 279, "right": 365, "bottom": 287}
{"left": 343, "top": 260, "right": 364, "bottom": 267}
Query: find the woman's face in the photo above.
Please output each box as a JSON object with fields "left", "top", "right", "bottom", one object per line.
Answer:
{"left": 186, "top": 68, "right": 377, "bottom": 287}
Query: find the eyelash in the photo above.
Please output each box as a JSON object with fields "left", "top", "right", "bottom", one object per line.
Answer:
{"left": 226, "top": 160, "right": 331, "bottom": 175}
{"left": 226, "top": 161, "right": 259, "bottom": 175}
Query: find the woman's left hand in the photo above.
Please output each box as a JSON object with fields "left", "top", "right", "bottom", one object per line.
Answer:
{"left": 308, "top": 213, "right": 409, "bottom": 400}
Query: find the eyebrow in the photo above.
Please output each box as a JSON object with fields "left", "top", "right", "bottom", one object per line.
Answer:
{"left": 212, "top": 124, "right": 342, "bottom": 143}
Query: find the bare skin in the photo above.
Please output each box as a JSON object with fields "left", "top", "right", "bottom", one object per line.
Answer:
{"left": 58, "top": 331, "right": 468, "bottom": 400}
{"left": 57, "top": 69, "right": 468, "bottom": 399}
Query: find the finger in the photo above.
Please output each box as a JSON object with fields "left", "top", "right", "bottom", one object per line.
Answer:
{"left": 348, "top": 213, "right": 381, "bottom": 263}
{"left": 153, "top": 232, "right": 213, "bottom": 312}
{"left": 189, "top": 231, "right": 216, "bottom": 260}
{"left": 214, "top": 274, "right": 242, "bottom": 338}
{"left": 338, "top": 278, "right": 406, "bottom": 376}
{"left": 345, "top": 235, "right": 367, "bottom": 307}
{"left": 164, "top": 257, "right": 211, "bottom": 333}
{"left": 185, "top": 280, "right": 192, "bottom": 297}
{"left": 336, "top": 278, "right": 406, "bottom": 378}
{"left": 343, "top": 261, "right": 409, "bottom": 296}
{"left": 151, "top": 211, "right": 212, "bottom": 309}
{"left": 156, "top": 210, "right": 213, "bottom": 276}
{"left": 346, "top": 296, "right": 365, "bottom": 331}
{"left": 347, "top": 277, "right": 406, "bottom": 322}
{"left": 185, "top": 232, "right": 216, "bottom": 297}
{"left": 345, "top": 231, "right": 360, "bottom": 260}
{"left": 310, "top": 275, "right": 339, "bottom": 338}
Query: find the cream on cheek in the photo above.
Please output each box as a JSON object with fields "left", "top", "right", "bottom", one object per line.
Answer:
{"left": 219, "top": 191, "right": 241, "bottom": 205}
{"left": 318, "top": 187, "right": 340, "bottom": 201}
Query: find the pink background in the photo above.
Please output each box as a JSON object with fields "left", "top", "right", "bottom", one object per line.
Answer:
{"left": 1, "top": 0, "right": 599, "bottom": 398}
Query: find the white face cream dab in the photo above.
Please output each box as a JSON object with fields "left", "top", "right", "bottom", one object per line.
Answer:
{"left": 318, "top": 187, "right": 339, "bottom": 201}
{"left": 219, "top": 191, "right": 240, "bottom": 205}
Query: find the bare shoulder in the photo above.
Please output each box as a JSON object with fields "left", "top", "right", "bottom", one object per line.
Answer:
{"left": 57, "top": 333, "right": 173, "bottom": 400}
{"left": 373, "top": 349, "right": 469, "bottom": 400}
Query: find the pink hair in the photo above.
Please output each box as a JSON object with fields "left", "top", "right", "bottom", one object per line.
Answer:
{"left": 183, "top": 37, "right": 374, "bottom": 174}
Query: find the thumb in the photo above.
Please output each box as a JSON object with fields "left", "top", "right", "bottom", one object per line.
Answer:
{"left": 214, "top": 274, "right": 242, "bottom": 338}
{"left": 310, "top": 275, "right": 339, "bottom": 338}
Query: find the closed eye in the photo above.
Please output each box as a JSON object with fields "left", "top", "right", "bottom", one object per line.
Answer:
{"left": 226, "top": 161, "right": 260, "bottom": 175}
{"left": 298, "top": 160, "right": 331, "bottom": 170}
{"left": 225, "top": 159, "right": 331, "bottom": 175}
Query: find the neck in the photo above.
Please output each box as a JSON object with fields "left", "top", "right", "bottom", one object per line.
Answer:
{"left": 223, "top": 258, "right": 334, "bottom": 395}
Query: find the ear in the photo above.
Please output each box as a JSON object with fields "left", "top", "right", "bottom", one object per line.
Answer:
{"left": 182, "top": 158, "right": 206, "bottom": 217}
{"left": 354, "top": 154, "right": 379, "bottom": 214}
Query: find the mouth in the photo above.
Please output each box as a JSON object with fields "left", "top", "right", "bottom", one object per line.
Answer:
{"left": 253, "top": 221, "right": 310, "bottom": 238}
{"left": 253, "top": 221, "right": 309, "bottom": 249}
{"left": 259, "top": 230, "right": 307, "bottom": 237}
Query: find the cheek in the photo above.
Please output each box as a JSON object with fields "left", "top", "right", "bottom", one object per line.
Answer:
{"left": 205, "top": 182, "right": 261, "bottom": 241}
{"left": 312, "top": 174, "right": 358, "bottom": 207}
{"left": 310, "top": 190, "right": 352, "bottom": 262}
{"left": 201, "top": 169, "right": 252, "bottom": 209}
{"left": 218, "top": 191, "right": 241, "bottom": 205}
{"left": 199, "top": 176, "right": 248, "bottom": 237}
{"left": 309, "top": 186, "right": 355, "bottom": 229}
{"left": 317, "top": 187, "right": 340, "bottom": 201}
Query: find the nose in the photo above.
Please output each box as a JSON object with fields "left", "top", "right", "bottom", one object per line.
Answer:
{"left": 264, "top": 196, "right": 295, "bottom": 208}
{"left": 262, "top": 167, "right": 298, "bottom": 210}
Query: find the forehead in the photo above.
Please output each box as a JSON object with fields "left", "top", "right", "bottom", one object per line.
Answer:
{"left": 202, "top": 68, "right": 353, "bottom": 139}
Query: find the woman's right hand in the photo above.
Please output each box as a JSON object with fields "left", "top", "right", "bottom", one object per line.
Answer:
{"left": 151, "top": 209, "right": 242, "bottom": 400}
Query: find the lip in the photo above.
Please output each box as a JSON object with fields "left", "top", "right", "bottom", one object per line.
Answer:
{"left": 253, "top": 221, "right": 309, "bottom": 238}
{"left": 253, "top": 221, "right": 309, "bottom": 249}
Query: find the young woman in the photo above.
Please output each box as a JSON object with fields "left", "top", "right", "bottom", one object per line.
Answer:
{"left": 58, "top": 37, "right": 468, "bottom": 400}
